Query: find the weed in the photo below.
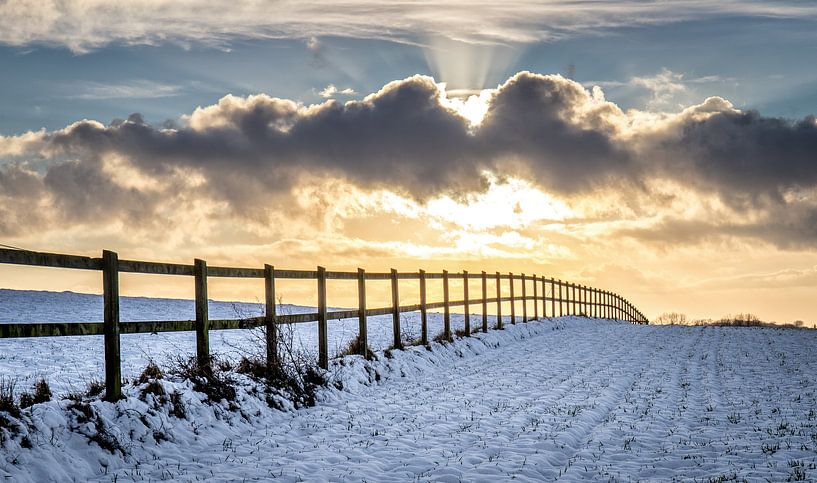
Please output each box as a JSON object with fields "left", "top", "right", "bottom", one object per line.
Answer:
{"left": 19, "top": 378, "right": 52, "bottom": 408}
{"left": 85, "top": 379, "right": 105, "bottom": 398}
{"left": 167, "top": 355, "right": 236, "bottom": 403}
{"left": 338, "top": 337, "right": 374, "bottom": 359}
{"left": 0, "top": 378, "right": 20, "bottom": 418}
{"left": 136, "top": 361, "right": 163, "bottom": 384}
{"left": 169, "top": 390, "right": 186, "bottom": 419}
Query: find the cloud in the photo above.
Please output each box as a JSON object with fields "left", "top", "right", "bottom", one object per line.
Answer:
{"left": 3, "top": 71, "right": 817, "bottom": 251}
{"left": 318, "top": 84, "right": 356, "bottom": 98}
{"left": 2, "top": 1, "right": 817, "bottom": 53}
{"left": 66, "top": 80, "right": 182, "bottom": 100}
{"left": 587, "top": 68, "right": 732, "bottom": 110}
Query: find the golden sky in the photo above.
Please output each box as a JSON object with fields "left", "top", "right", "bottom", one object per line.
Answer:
{"left": 2, "top": 73, "right": 817, "bottom": 323}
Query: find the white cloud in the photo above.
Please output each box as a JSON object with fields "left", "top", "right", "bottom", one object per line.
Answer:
{"left": 2, "top": 1, "right": 817, "bottom": 53}
{"left": 587, "top": 69, "right": 732, "bottom": 110}
{"left": 67, "top": 80, "right": 182, "bottom": 100}
{"left": 318, "top": 84, "right": 356, "bottom": 98}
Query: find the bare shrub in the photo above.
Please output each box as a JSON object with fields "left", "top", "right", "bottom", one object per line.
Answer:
{"left": 222, "top": 299, "right": 328, "bottom": 408}
{"left": 19, "top": 378, "right": 52, "bottom": 408}
{"left": 0, "top": 378, "right": 20, "bottom": 418}
{"left": 653, "top": 312, "right": 688, "bottom": 325}
{"left": 136, "top": 361, "right": 163, "bottom": 384}
{"left": 167, "top": 355, "right": 237, "bottom": 403}
{"left": 338, "top": 336, "right": 375, "bottom": 359}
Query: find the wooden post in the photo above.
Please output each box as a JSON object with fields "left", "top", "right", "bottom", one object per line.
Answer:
{"left": 592, "top": 288, "right": 596, "bottom": 318}
{"left": 550, "top": 279, "right": 555, "bottom": 318}
{"left": 102, "top": 250, "right": 121, "bottom": 402}
{"left": 558, "top": 280, "right": 563, "bottom": 316}
{"left": 462, "top": 271, "right": 470, "bottom": 336}
{"left": 565, "top": 281, "right": 570, "bottom": 315}
{"left": 443, "top": 270, "right": 451, "bottom": 340}
{"left": 521, "top": 274, "right": 527, "bottom": 322}
{"left": 593, "top": 288, "right": 598, "bottom": 318}
{"left": 391, "top": 268, "right": 402, "bottom": 348}
{"left": 264, "top": 264, "right": 278, "bottom": 370}
{"left": 565, "top": 282, "right": 570, "bottom": 315}
{"left": 509, "top": 273, "right": 516, "bottom": 324}
{"left": 495, "top": 272, "right": 502, "bottom": 329}
{"left": 581, "top": 285, "right": 586, "bottom": 316}
{"left": 481, "top": 271, "right": 488, "bottom": 332}
{"left": 419, "top": 269, "right": 428, "bottom": 345}
{"left": 194, "top": 258, "right": 210, "bottom": 369}
{"left": 575, "top": 283, "right": 579, "bottom": 315}
{"left": 572, "top": 283, "right": 577, "bottom": 316}
{"left": 317, "top": 266, "right": 328, "bottom": 369}
{"left": 541, "top": 276, "right": 546, "bottom": 318}
{"left": 533, "top": 274, "right": 538, "bottom": 320}
{"left": 358, "top": 268, "right": 368, "bottom": 357}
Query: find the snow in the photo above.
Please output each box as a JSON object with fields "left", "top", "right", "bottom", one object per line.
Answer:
{"left": 2, "top": 290, "right": 817, "bottom": 481}
{"left": 0, "top": 289, "right": 471, "bottom": 395}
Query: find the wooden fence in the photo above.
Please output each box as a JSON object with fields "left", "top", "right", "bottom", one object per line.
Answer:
{"left": 0, "top": 247, "right": 648, "bottom": 401}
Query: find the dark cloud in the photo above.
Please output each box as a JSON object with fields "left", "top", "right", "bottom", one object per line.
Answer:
{"left": 479, "top": 72, "right": 631, "bottom": 192}
{"left": 619, "top": 204, "right": 817, "bottom": 249}
{"left": 3, "top": 71, "right": 817, "bottom": 249}
{"left": 663, "top": 110, "right": 817, "bottom": 208}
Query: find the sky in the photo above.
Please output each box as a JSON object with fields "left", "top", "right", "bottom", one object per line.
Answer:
{"left": 2, "top": 1, "right": 817, "bottom": 323}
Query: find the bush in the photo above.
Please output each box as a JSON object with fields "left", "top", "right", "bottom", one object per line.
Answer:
{"left": 19, "top": 378, "right": 52, "bottom": 408}
{"left": 0, "top": 379, "right": 19, "bottom": 418}
{"left": 338, "top": 336, "right": 374, "bottom": 359}
{"left": 168, "top": 355, "right": 237, "bottom": 403}
{"left": 136, "top": 361, "right": 163, "bottom": 384}
{"left": 433, "top": 331, "right": 451, "bottom": 343}
{"left": 85, "top": 380, "right": 105, "bottom": 398}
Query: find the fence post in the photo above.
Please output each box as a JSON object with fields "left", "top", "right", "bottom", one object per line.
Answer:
{"left": 419, "top": 269, "right": 428, "bottom": 345}
{"left": 594, "top": 287, "right": 599, "bottom": 318}
{"left": 102, "top": 250, "right": 121, "bottom": 402}
{"left": 358, "top": 268, "right": 368, "bottom": 357}
{"left": 509, "top": 272, "right": 516, "bottom": 324}
{"left": 522, "top": 274, "right": 528, "bottom": 322}
{"left": 317, "top": 266, "right": 328, "bottom": 369}
{"left": 264, "top": 264, "right": 278, "bottom": 370}
{"left": 558, "top": 280, "right": 563, "bottom": 316}
{"left": 608, "top": 291, "right": 613, "bottom": 319}
{"left": 495, "top": 272, "right": 502, "bottom": 329}
{"left": 582, "top": 285, "right": 587, "bottom": 316}
{"left": 572, "top": 283, "right": 577, "bottom": 316}
{"left": 463, "top": 271, "right": 470, "bottom": 336}
{"left": 481, "top": 271, "right": 488, "bottom": 332}
{"left": 391, "top": 268, "right": 402, "bottom": 348}
{"left": 565, "top": 281, "right": 571, "bottom": 315}
{"left": 593, "top": 288, "right": 598, "bottom": 318}
{"left": 533, "top": 274, "right": 538, "bottom": 320}
{"left": 194, "top": 258, "right": 210, "bottom": 369}
{"left": 443, "top": 270, "right": 451, "bottom": 340}
{"left": 550, "top": 279, "right": 555, "bottom": 318}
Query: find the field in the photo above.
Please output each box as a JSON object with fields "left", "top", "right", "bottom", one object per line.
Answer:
{"left": 1, "top": 291, "right": 816, "bottom": 481}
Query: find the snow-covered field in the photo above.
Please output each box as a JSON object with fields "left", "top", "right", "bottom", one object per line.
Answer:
{"left": 0, "top": 289, "right": 474, "bottom": 394}
{"left": 2, "top": 290, "right": 817, "bottom": 481}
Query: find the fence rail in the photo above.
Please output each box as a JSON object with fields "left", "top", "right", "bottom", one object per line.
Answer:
{"left": 0, "top": 247, "right": 648, "bottom": 401}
